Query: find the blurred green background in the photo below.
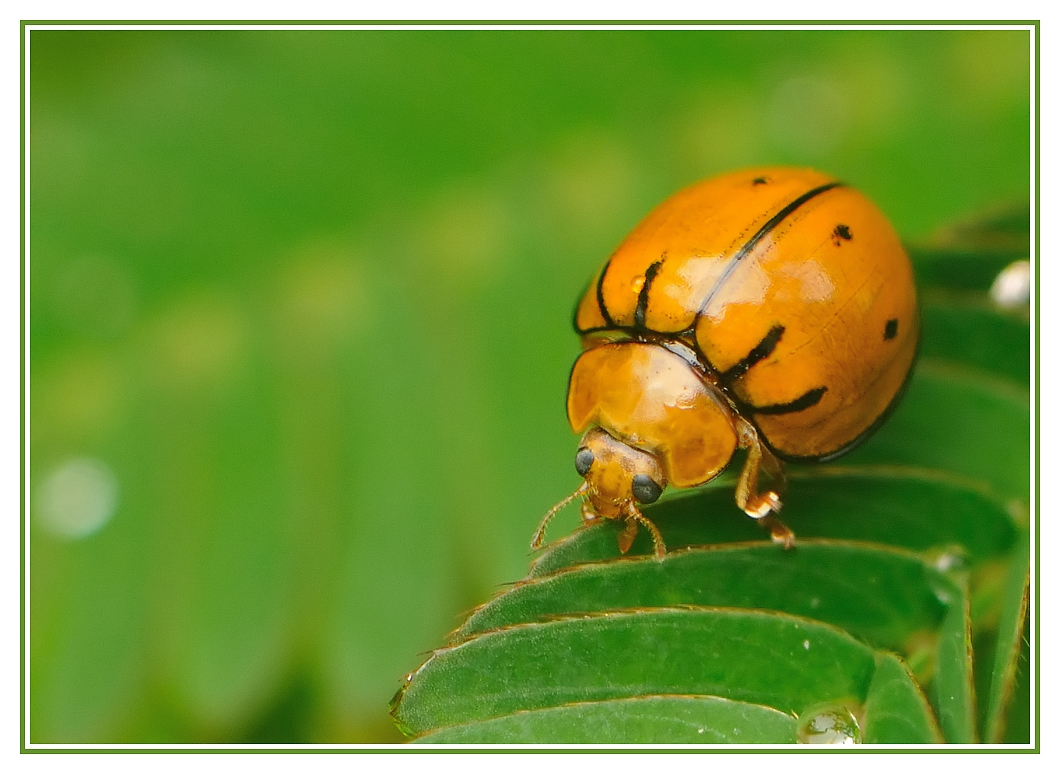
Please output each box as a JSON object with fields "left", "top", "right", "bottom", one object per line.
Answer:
{"left": 27, "top": 27, "right": 1030, "bottom": 744}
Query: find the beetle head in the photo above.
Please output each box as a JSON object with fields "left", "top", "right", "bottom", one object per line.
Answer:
{"left": 574, "top": 427, "right": 667, "bottom": 518}
{"left": 531, "top": 427, "right": 668, "bottom": 555}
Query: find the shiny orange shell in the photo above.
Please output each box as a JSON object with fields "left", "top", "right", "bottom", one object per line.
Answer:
{"left": 571, "top": 166, "right": 919, "bottom": 466}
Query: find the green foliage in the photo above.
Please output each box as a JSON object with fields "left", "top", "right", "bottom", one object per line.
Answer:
{"left": 390, "top": 206, "right": 1031, "bottom": 745}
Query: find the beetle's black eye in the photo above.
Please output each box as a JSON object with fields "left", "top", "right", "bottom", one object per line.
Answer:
{"left": 574, "top": 449, "right": 595, "bottom": 477}
{"left": 631, "top": 474, "right": 662, "bottom": 504}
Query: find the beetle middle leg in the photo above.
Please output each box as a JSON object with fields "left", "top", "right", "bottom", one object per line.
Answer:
{"left": 734, "top": 416, "right": 794, "bottom": 549}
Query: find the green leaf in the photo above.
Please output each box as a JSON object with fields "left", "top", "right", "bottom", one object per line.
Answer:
{"left": 466, "top": 543, "right": 945, "bottom": 648}
{"left": 920, "top": 296, "right": 1029, "bottom": 384}
{"left": 1001, "top": 615, "right": 1032, "bottom": 744}
{"left": 392, "top": 608, "right": 942, "bottom": 744}
{"left": 929, "top": 572, "right": 977, "bottom": 744}
{"left": 982, "top": 527, "right": 1031, "bottom": 742}
{"left": 413, "top": 696, "right": 797, "bottom": 744}
{"left": 862, "top": 653, "right": 944, "bottom": 744}
{"left": 463, "top": 542, "right": 978, "bottom": 743}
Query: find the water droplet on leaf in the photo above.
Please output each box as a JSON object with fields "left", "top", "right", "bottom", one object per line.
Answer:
{"left": 990, "top": 259, "right": 1031, "bottom": 308}
{"left": 797, "top": 705, "right": 862, "bottom": 745}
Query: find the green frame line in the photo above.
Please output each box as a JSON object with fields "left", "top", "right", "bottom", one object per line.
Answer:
{"left": 19, "top": 19, "right": 1042, "bottom": 26}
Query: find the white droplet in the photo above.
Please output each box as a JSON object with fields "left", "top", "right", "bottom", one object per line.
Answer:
{"left": 37, "top": 457, "right": 119, "bottom": 539}
{"left": 934, "top": 552, "right": 962, "bottom": 573}
{"left": 797, "top": 706, "right": 862, "bottom": 745}
{"left": 990, "top": 259, "right": 1031, "bottom": 308}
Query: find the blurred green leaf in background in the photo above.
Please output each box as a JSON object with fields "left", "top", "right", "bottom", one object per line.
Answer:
{"left": 26, "top": 25, "right": 1032, "bottom": 744}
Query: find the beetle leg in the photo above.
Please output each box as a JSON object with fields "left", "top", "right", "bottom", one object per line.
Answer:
{"left": 617, "top": 517, "right": 639, "bottom": 554}
{"left": 622, "top": 502, "right": 667, "bottom": 559}
{"left": 734, "top": 417, "right": 795, "bottom": 549}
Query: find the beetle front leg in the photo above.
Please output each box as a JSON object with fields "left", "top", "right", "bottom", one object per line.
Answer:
{"left": 734, "top": 417, "right": 794, "bottom": 549}
{"left": 620, "top": 502, "right": 666, "bottom": 559}
{"left": 616, "top": 517, "right": 639, "bottom": 554}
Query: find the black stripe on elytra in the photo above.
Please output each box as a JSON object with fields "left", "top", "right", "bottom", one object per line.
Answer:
{"left": 634, "top": 260, "right": 664, "bottom": 329}
{"left": 693, "top": 181, "right": 844, "bottom": 323}
{"left": 751, "top": 386, "right": 827, "bottom": 415}
{"left": 595, "top": 257, "right": 615, "bottom": 327}
{"left": 720, "top": 325, "right": 785, "bottom": 384}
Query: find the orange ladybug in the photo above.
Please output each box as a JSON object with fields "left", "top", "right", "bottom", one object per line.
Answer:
{"left": 532, "top": 167, "right": 919, "bottom": 558}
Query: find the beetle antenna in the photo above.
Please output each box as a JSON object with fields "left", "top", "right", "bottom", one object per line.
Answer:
{"left": 531, "top": 482, "right": 590, "bottom": 551}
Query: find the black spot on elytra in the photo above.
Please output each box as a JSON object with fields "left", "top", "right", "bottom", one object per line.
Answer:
{"left": 884, "top": 318, "right": 899, "bottom": 340}
{"left": 833, "top": 224, "right": 853, "bottom": 242}
{"left": 752, "top": 177, "right": 769, "bottom": 185}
